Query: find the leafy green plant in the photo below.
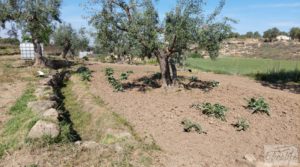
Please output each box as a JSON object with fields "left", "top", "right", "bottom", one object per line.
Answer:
{"left": 246, "top": 97, "right": 270, "bottom": 116}
{"left": 120, "top": 71, "right": 134, "bottom": 80}
{"left": 77, "top": 66, "right": 92, "bottom": 81}
{"left": 80, "top": 71, "right": 92, "bottom": 81}
{"left": 181, "top": 119, "right": 206, "bottom": 134}
{"left": 233, "top": 118, "right": 250, "bottom": 131}
{"left": 105, "top": 68, "right": 124, "bottom": 92}
{"left": 192, "top": 103, "right": 228, "bottom": 121}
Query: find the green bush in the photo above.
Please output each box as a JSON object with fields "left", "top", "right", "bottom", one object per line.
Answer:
{"left": 246, "top": 97, "right": 270, "bottom": 116}
{"left": 192, "top": 103, "right": 228, "bottom": 121}
{"left": 233, "top": 118, "right": 250, "bottom": 131}
{"left": 181, "top": 119, "right": 205, "bottom": 134}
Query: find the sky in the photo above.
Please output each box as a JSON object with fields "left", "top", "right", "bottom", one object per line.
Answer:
{"left": 1, "top": 0, "right": 300, "bottom": 38}
{"left": 60, "top": 0, "right": 300, "bottom": 35}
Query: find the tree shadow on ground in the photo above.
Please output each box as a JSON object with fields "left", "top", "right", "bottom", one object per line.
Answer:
{"left": 122, "top": 72, "right": 220, "bottom": 92}
{"left": 46, "top": 59, "right": 75, "bottom": 70}
{"left": 122, "top": 72, "right": 162, "bottom": 92}
{"left": 253, "top": 70, "right": 300, "bottom": 94}
{"left": 180, "top": 79, "right": 220, "bottom": 92}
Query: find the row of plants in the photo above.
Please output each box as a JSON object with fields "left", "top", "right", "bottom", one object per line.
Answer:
{"left": 183, "top": 97, "right": 270, "bottom": 134}
{"left": 105, "top": 68, "right": 133, "bottom": 92}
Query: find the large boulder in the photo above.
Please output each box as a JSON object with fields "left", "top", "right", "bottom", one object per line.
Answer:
{"left": 27, "top": 120, "right": 60, "bottom": 139}
{"left": 27, "top": 100, "right": 57, "bottom": 114}
{"left": 42, "top": 108, "right": 59, "bottom": 122}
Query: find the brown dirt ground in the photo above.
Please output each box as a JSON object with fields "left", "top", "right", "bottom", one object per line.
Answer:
{"left": 88, "top": 62, "right": 300, "bottom": 167}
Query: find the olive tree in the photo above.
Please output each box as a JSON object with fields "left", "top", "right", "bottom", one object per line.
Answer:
{"left": 263, "top": 27, "right": 280, "bottom": 42}
{"left": 89, "top": 0, "right": 232, "bottom": 86}
{"left": 0, "top": 0, "right": 62, "bottom": 66}
{"left": 52, "top": 23, "right": 89, "bottom": 59}
{"left": 290, "top": 27, "right": 300, "bottom": 41}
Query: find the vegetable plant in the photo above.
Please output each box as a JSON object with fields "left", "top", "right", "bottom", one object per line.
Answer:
{"left": 192, "top": 102, "right": 228, "bottom": 121}
{"left": 246, "top": 97, "right": 270, "bottom": 116}
{"left": 181, "top": 119, "right": 206, "bottom": 134}
{"left": 233, "top": 118, "right": 250, "bottom": 131}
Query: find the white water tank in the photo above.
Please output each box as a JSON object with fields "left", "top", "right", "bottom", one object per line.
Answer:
{"left": 20, "top": 43, "right": 44, "bottom": 60}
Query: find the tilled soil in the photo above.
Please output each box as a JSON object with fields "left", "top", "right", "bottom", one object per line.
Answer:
{"left": 88, "top": 62, "right": 300, "bottom": 167}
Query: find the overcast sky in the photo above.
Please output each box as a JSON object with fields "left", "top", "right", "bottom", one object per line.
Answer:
{"left": 1, "top": 0, "right": 300, "bottom": 38}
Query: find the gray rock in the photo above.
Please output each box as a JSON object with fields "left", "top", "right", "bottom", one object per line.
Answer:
{"left": 42, "top": 108, "right": 59, "bottom": 122}
{"left": 28, "top": 120, "right": 60, "bottom": 139}
{"left": 28, "top": 100, "right": 57, "bottom": 114}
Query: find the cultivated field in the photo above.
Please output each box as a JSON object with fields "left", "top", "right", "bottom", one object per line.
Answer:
{"left": 0, "top": 55, "right": 299, "bottom": 167}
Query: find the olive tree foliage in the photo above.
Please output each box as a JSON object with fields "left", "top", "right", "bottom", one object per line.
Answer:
{"left": 52, "top": 23, "right": 89, "bottom": 58}
{"left": 0, "top": 0, "right": 62, "bottom": 66}
{"left": 290, "top": 27, "right": 300, "bottom": 41}
{"left": 263, "top": 27, "right": 280, "bottom": 42}
{"left": 88, "top": 0, "right": 233, "bottom": 86}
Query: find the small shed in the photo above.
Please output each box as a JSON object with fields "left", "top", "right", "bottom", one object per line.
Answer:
{"left": 20, "top": 43, "right": 44, "bottom": 60}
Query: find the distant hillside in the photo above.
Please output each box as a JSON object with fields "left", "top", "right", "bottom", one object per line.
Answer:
{"left": 220, "top": 38, "right": 300, "bottom": 60}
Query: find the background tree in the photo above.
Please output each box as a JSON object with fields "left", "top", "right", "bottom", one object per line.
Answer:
{"left": 0, "top": 0, "right": 62, "bottom": 66}
{"left": 290, "top": 27, "right": 300, "bottom": 41}
{"left": 89, "top": 0, "right": 232, "bottom": 86}
{"left": 253, "top": 31, "right": 261, "bottom": 38}
{"left": 52, "top": 24, "right": 89, "bottom": 59}
{"left": 263, "top": 27, "right": 280, "bottom": 42}
{"left": 245, "top": 31, "right": 254, "bottom": 38}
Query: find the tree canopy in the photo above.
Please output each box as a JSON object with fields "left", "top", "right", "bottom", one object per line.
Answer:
{"left": 52, "top": 23, "right": 89, "bottom": 58}
{"left": 88, "top": 0, "right": 233, "bottom": 86}
{"left": 290, "top": 27, "right": 300, "bottom": 41}
{"left": 0, "top": 0, "right": 62, "bottom": 66}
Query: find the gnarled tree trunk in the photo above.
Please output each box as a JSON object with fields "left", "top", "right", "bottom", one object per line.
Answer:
{"left": 169, "top": 58, "right": 178, "bottom": 85}
{"left": 156, "top": 51, "right": 172, "bottom": 87}
{"left": 33, "top": 39, "right": 46, "bottom": 67}
{"left": 61, "top": 39, "right": 71, "bottom": 59}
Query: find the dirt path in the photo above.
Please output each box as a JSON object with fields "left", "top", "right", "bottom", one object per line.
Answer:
{"left": 88, "top": 62, "right": 300, "bottom": 167}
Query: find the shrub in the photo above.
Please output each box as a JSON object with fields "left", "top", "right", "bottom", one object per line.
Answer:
{"left": 233, "top": 118, "right": 250, "bottom": 131}
{"left": 246, "top": 97, "right": 270, "bottom": 116}
{"left": 192, "top": 103, "right": 228, "bottom": 121}
{"left": 181, "top": 119, "right": 206, "bottom": 134}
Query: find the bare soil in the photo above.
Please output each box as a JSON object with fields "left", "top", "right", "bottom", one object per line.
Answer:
{"left": 88, "top": 62, "right": 300, "bottom": 167}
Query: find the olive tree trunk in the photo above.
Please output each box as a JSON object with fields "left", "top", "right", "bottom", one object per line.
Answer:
{"left": 61, "top": 40, "right": 71, "bottom": 59}
{"left": 33, "top": 39, "right": 46, "bottom": 67}
{"left": 156, "top": 51, "right": 172, "bottom": 87}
